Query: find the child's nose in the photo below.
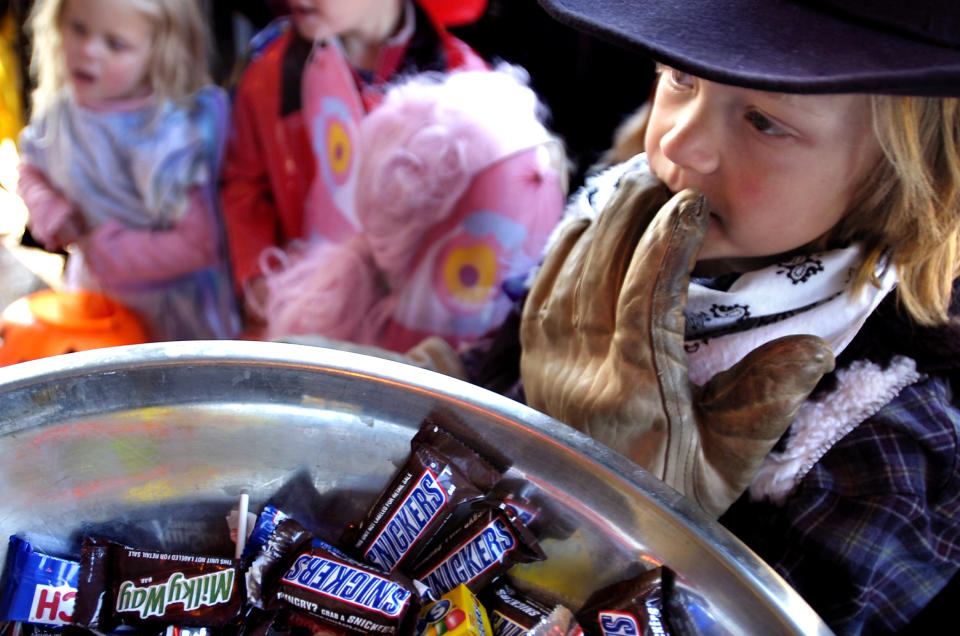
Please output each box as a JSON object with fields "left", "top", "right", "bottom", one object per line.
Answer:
{"left": 77, "top": 36, "right": 103, "bottom": 59}
{"left": 658, "top": 101, "right": 720, "bottom": 175}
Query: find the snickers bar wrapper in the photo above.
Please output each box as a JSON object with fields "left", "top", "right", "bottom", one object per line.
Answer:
{"left": 410, "top": 503, "right": 544, "bottom": 599}
{"left": 349, "top": 421, "right": 503, "bottom": 574}
{"left": 276, "top": 539, "right": 421, "bottom": 635}
{"left": 577, "top": 567, "right": 672, "bottom": 636}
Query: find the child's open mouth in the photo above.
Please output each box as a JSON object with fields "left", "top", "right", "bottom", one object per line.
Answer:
{"left": 71, "top": 69, "right": 96, "bottom": 85}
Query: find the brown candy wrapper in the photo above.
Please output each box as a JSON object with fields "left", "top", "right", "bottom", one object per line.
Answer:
{"left": 492, "top": 478, "right": 577, "bottom": 543}
{"left": 72, "top": 537, "right": 242, "bottom": 632}
{"left": 245, "top": 518, "right": 315, "bottom": 611}
{"left": 347, "top": 421, "right": 503, "bottom": 574}
{"left": 577, "top": 567, "right": 672, "bottom": 636}
{"left": 276, "top": 541, "right": 421, "bottom": 635}
{"left": 247, "top": 518, "right": 421, "bottom": 635}
{"left": 236, "top": 606, "right": 348, "bottom": 636}
{"left": 409, "top": 503, "right": 545, "bottom": 599}
{"left": 285, "top": 609, "right": 351, "bottom": 635}
{"left": 481, "top": 580, "right": 555, "bottom": 635}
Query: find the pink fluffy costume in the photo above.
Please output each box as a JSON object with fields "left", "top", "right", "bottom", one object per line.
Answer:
{"left": 261, "top": 66, "right": 566, "bottom": 352}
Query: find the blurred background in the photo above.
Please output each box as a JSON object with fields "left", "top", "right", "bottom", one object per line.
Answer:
{"left": 0, "top": 0, "right": 655, "bottom": 314}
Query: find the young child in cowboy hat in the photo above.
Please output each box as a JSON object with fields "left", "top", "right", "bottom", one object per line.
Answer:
{"left": 393, "top": 1, "right": 960, "bottom": 633}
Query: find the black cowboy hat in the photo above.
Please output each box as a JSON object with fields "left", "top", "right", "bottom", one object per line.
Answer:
{"left": 537, "top": 0, "right": 960, "bottom": 96}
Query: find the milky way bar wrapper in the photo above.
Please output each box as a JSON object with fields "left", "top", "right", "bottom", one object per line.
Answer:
{"left": 72, "top": 537, "right": 241, "bottom": 632}
{"left": 276, "top": 536, "right": 421, "bottom": 635}
{"left": 409, "top": 503, "right": 544, "bottom": 599}
{"left": 349, "top": 421, "right": 502, "bottom": 574}
{"left": 577, "top": 567, "right": 672, "bottom": 636}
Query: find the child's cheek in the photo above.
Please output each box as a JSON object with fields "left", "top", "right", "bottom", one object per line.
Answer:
{"left": 726, "top": 177, "right": 768, "bottom": 217}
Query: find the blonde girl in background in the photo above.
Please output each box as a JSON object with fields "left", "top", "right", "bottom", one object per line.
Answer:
{"left": 16, "top": 0, "right": 239, "bottom": 341}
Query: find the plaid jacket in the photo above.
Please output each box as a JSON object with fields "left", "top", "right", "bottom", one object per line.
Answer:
{"left": 720, "top": 290, "right": 960, "bottom": 635}
{"left": 722, "top": 375, "right": 960, "bottom": 634}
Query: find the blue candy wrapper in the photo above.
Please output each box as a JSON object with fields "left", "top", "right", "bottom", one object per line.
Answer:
{"left": 242, "top": 505, "right": 289, "bottom": 561}
{"left": 0, "top": 536, "right": 79, "bottom": 626}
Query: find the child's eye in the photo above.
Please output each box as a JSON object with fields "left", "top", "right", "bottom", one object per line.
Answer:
{"left": 67, "top": 19, "right": 87, "bottom": 36}
{"left": 668, "top": 68, "right": 694, "bottom": 89}
{"left": 745, "top": 110, "right": 789, "bottom": 136}
{"left": 107, "top": 37, "right": 129, "bottom": 52}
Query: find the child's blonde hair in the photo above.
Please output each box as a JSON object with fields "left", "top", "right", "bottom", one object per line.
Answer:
{"left": 832, "top": 96, "right": 960, "bottom": 326}
{"left": 26, "top": 0, "right": 212, "bottom": 116}
{"left": 604, "top": 82, "right": 960, "bottom": 327}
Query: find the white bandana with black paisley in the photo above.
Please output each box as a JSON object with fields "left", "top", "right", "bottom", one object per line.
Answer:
{"left": 684, "top": 247, "right": 897, "bottom": 385}
{"left": 553, "top": 154, "right": 899, "bottom": 386}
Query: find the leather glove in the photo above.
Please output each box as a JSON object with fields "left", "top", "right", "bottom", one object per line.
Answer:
{"left": 520, "top": 170, "right": 835, "bottom": 518}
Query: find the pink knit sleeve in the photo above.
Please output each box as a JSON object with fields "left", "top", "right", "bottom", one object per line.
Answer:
{"left": 17, "top": 163, "right": 78, "bottom": 250}
{"left": 82, "top": 187, "right": 218, "bottom": 285}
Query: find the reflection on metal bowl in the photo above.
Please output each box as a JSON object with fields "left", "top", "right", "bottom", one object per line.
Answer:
{"left": 0, "top": 340, "right": 832, "bottom": 634}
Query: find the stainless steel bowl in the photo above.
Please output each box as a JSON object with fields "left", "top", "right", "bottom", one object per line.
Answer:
{"left": 0, "top": 340, "right": 831, "bottom": 634}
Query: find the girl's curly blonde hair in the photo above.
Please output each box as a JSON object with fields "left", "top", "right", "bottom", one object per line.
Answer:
{"left": 26, "top": 0, "right": 212, "bottom": 116}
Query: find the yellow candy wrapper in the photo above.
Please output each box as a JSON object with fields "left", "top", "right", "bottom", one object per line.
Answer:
{"left": 417, "top": 584, "right": 493, "bottom": 636}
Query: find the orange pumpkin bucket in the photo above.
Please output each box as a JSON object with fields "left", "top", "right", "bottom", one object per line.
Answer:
{"left": 0, "top": 289, "right": 149, "bottom": 366}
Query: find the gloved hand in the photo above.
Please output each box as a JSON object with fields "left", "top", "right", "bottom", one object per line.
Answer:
{"left": 520, "top": 170, "right": 835, "bottom": 518}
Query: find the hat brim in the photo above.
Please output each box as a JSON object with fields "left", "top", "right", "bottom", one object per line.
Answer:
{"left": 538, "top": 0, "right": 960, "bottom": 96}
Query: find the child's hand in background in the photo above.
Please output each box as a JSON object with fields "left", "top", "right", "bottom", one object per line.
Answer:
{"left": 18, "top": 163, "right": 86, "bottom": 252}
{"left": 243, "top": 275, "right": 269, "bottom": 328}
{"left": 50, "top": 207, "right": 87, "bottom": 247}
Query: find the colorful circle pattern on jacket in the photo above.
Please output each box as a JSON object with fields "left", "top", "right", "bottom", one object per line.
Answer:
{"left": 431, "top": 213, "right": 517, "bottom": 316}
{"left": 439, "top": 238, "right": 499, "bottom": 309}
{"left": 315, "top": 96, "right": 357, "bottom": 190}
